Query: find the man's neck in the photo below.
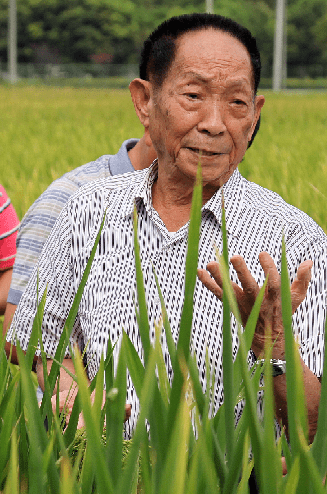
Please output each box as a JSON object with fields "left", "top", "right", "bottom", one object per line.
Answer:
{"left": 151, "top": 178, "right": 194, "bottom": 232}
{"left": 128, "top": 137, "right": 156, "bottom": 171}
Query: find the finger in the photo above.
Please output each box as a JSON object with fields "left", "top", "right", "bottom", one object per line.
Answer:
{"left": 258, "top": 252, "right": 280, "bottom": 295}
{"left": 51, "top": 395, "right": 57, "bottom": 415}
{"left": 197, "top": 267, "right": 223, "bottom": 300}
{"left": 124, "top": 404, "right": 132, "bottom": 422}
{"left": 198, "top": 263, "right": 248, "bottom": 324}
{"left": 291, "top": 259, "right": 313, "bottom": 313}
{"left": 206, "top": 260, "right": 245, "bottom": 296}
{"left": 281, "top": 456, "right": 288, "bottom": 476}
{"left": 77, "top": 413, "right": 85, "bottom": 430}
{"left": 230, "top": 255, "right": 259, "bottom": 299}
{"left": 206, "top": 261, "right": 223, "bottom": 287}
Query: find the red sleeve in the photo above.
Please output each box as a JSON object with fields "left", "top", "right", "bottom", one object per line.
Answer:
{"left": 0, "top": 185, "right": 20, "bottom": 271}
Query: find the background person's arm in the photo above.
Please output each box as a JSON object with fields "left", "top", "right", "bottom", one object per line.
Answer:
{"left": 0, "top": 269, "right": 13, "bottom": 316}
{"left": 3, "top": 302, "right": 19, "bottom": 364}
{"left": 37, "top": 357, "right": 131, "bottom": 427}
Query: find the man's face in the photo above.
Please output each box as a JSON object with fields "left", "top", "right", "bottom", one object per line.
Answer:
{"left": 147, "top": 28, "right": 265, "bottom": 188}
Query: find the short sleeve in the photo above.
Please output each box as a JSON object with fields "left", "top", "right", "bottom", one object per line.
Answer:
{"left": 292, "top": 241, "right": 327, "bottom": 377}
{"left": 7, "top": 203, "right": 83, "bottom": 358}
{"left": 0, "top": 185, "right": 20, "bottom": 271}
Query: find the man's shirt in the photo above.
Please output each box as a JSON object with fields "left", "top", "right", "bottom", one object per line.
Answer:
{"left": 8, "top": 162, "right": 327, "bottom": 437}
{"left": 7, "top": 139, "right": 139, "bottom": 305}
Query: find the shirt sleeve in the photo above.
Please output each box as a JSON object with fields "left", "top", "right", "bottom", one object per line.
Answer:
{"left": 0, "top": 185, "right": 20, "bottom": 271}
{"left": 7, "top": 203, "right": 83, "bottom": 358}
{"left": 7, "top": 155, "right": 113, "bottom": 306}
{"left": 291, "top": 240, "right": 327, "bottom": 377}
{"left": 7, "top": 179, "right": 78, "bottom": 305}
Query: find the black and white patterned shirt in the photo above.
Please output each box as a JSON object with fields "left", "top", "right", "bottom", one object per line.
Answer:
{"left": 9, "top": 162, "right": 327, "bottom": 437}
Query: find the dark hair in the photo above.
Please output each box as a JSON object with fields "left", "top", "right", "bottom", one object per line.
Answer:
{"left": 139, "top": 13, "right": 261, "bottom": 94}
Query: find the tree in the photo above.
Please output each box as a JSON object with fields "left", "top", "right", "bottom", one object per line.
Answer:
{"left": 0, "top": 0, "right": 326, "bottom": 76}
{"left": 287, "top": 0, "right": 327, "bottom": 77}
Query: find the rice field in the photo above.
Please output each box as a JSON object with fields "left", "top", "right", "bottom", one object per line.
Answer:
{"left": 1, "top": 86, "right": 327, "bottom": 231}
{"left": 1, "top": 85, "right": 327, "bottom": 492}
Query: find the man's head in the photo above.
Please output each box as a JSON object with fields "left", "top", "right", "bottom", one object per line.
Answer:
{"left": 130, "top": 14, "right": 264, "bottom": 189}
{"left": 139, "top": 13, "right": 261, "bottom": 149}
{"left": 139, "top": 13, "right": 261, "bottom": 95}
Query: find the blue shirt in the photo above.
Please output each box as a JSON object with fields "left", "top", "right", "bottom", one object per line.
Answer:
{"left": 8, "top": 139, "right": 139, "bottom": 304}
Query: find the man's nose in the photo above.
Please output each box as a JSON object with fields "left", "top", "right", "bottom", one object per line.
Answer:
{"left": 197, "top": 102, "right": 227, "bottom": 136}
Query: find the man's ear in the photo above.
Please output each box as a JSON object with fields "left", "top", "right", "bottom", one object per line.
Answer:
{"left": 129, "top": 78, "right": 152, "bottom": 129}
{"left": 248, "top": 95, "right": 265, "bottom": 142}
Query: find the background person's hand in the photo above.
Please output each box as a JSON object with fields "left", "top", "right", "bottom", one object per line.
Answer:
{"left": 49, "top": 389, "right": 131, "bottom": 429}
{"left": 197, "top": 252, "right": 312, "bottom": 357}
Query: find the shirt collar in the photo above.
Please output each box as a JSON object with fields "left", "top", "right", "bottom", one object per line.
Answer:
{"left": 119, "top": 160, "right": 158, "bottom": 219}
{"left": 120, "top": 162, "right": 246, "bottom": 239}
{"left": 202, "top": 168, "right": 246, "bottom": 239}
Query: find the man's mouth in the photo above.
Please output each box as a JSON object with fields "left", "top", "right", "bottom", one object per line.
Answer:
{"left": 187, "top": 147, "right": 222, "bottom": 157}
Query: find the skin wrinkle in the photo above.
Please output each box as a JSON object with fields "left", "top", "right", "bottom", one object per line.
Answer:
{"left": 147, "top": 30, "right": 264, "bottom": 203}
{"left": 173, "top": 29, "right": 256, "bottom": 93}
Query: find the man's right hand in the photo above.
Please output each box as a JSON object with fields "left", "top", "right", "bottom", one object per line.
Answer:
{"left": 197, "top": 252, "right": 313, "bottom": 358}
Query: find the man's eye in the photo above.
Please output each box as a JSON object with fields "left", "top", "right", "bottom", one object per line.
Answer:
{"left": 233, "top": 99, "right": 246, "bottom": 105}
{"left": 185, "top": 93, "right": 199, "bottom": 100}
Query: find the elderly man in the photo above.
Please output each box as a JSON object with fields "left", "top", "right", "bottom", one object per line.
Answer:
{"left": 7, "top": 13, "right": 325, "bottom": 440}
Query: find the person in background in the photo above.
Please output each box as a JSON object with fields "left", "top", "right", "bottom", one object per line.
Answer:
{"left": 3, "top": 135, "right": 157, "bottom": 351}
{"left": 0, "top": 185, "right": 20, "bottom": 315}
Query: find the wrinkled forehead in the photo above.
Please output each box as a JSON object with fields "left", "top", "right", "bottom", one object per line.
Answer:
{"left": 169, "top": 28, "right": 254, "bottom": 89}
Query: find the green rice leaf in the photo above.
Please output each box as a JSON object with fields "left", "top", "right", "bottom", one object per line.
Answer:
{"left": 93, "top": 355, "right": 105, "bottom": 431}
{"left": 122, "top": 330, "right": 145, "bottom": 395}
{"left": 139, "top": 432, "right": 152, "bottom": 494}
{"left": 177, "top": 163, "right": 202, "bottom": 359}
{"left": 106, "top": 346, "right": 127, "bottom": 487}
{"left": 104, "top": 334, "right": 114, "bottom": 392}
{"left": 118, "top": 342, "right": 158, "bottom": 494}
{"left": 261, "top": 335, "right": 282, "bottom": 493}
{"left": 297, "top": 426, "right": 325, "bottom": 494}
{"left": 16, "top": 341, "right": 60, "bottom": 494}
{"left": 222, "top": 421, "right": 248, "bottom": 494}
{"left": 158, "top": 394, "right": 191, "bottom": 494}
{"left": 167, "top": 163, "right": 202, "bottom": 448}
{"left": 154, "top": 319, "right": 170, "bottom": 407}
{"left": 234, "top": 431, "right": 253, "bottom": 494}
{"left": 153, "top": 265, "right": 176, "bottom": 367}
{"left": 195, "top": 422, "right": 220, "bottom": 492}
{"left": 237, "top": 320, "right": 264, "bottom": 488}
{"left": 133, "top": 205, "right": 151, "bottom": 365}
{"left": 25, "top": 275, "right": 47, "bottom": 371}
{"left": 73, "top": 347, "right": 115, "bottom": 494}
{"left": 220, "top": 195, "right": 235, "bottom": 461}
{"left": 4, "top": 426, "right": 19, "bottom": 494}
{"left": 0, "top": 383, "right": 19, "bottom": 487}
{"left": 311, "top": 314, "right": 327, "bottom": 477}
{"left": 48, "top": 210, "right": 107, "bottom": 395}
{"left": 281, "top": 236, "right": 308, "bottom": 455}
{"left": 80, "top": 443, "right": 96, "bottom": 494}
{"left": 283, "top": 456, "right": 300, "bottom": 494}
